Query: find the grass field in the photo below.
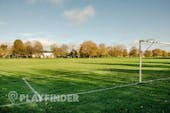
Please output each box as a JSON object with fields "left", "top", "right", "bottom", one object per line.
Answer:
{"left": 0, "top": 58, "right": 170, "bottom": 113}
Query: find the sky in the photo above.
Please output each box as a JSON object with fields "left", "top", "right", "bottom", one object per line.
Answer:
{"left": 0, "top": 0, "right": 170, "bottom": 48}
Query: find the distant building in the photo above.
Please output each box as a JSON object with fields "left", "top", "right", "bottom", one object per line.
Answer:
{"left": 43, "top": 51, "right": 54, "bottom": 58}
{"left": 32, "top": 51, "right": 54, "bottom": 58}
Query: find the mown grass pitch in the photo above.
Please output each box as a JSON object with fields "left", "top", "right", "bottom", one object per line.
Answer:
{"left": 0, "top": 58, "right": 170, "bottom": 113}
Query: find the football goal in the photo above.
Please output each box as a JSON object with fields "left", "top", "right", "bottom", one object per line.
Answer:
{"left": 138, "top": 39, "right": 170, "bottom": 83}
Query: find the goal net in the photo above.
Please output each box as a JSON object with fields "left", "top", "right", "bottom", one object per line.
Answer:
{"left": 138, "top": 39, "right": 170, "bottom": 83}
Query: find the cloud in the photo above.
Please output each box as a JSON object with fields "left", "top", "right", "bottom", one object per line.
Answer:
{"left": 16, "top": 33, "right": 34, "bottom": 37}
{"left": 129, "top": 40, "right": 139, "bottom": 48}
{"left": 28, "top": 38, "right": 54, "bottom": 47}
{"left": 26, "top": 0, "right": 63, "bottom": 5}
{"left": 16, "top": 32, "right": 55, "bottom": 48}
{"left": 64, "top": 5, "right": 95, "bottom": 25}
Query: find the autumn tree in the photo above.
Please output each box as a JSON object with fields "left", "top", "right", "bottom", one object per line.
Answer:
{"left": 12, "top": 39, "right": 26, "bottom": 57}
{"left": 108, "top": 45, "right": 127, "bottom": 57}
{"left": 52, "top": 48, "right": 62, "bottom": 57}
{"left": 51, "top": 44, "right": 69, "bottom": 57}
{"left": 79, "top": 41, "right": 98, "bottom": 58}
{"left": 50, "top": 44, "right": 57, "bottom": 52}
{"left": 25, "top": 41, "right": 34, "bottom": 58}
{"left": 123, "top": 49, "right": 128, "bottom": 57}
{"left": 0, "top": 44, "right": 10, "bottom": 58}
{"left": 60, "top": 44, "right": 69, "bottom": 57}
{"left": 107, "top": 46, "right": 114, "bottom": 57}
{"left": 33, "top": 41, "right": 43, "bottom": 58}
{"left": 162, "top": 50, "right": 168, "bottom": 57}
{"left": 168, "top": 52, "right": 170, "bottom": 56}
{"left": 152, "top": 48, "right": 163, "bottom": 57}
{"left": 114, "top": 45, "right": 127, "bottom": 57}
{"left": 144, "top": 50, "right": 153, "bottom": 57}
{"left": 98, "top": 43, "right": 108, "bottom": 57}
{"left": 129, "top": 47, "right": 138, "bottom": 57}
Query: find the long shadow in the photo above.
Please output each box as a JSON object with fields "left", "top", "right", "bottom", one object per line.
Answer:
{"left": 143, "top": 61, "right": 170, "bottom": 65}
{"left": 78, "top": 62, "right": 170, "bottom": 69}
{"left": 99, "top": 68, "right": 170, "bottom": 82}
{"left": 31, "top": 69, "right": 127, "bottom": 85}
{"left": 30, "top": 67, "right": 170, "bottom": 94}
{"left": 144, "top": 57, "right": 170, "bottom": 59}
{"left": 1, "top": 69, "right": 170, "bottom": 113}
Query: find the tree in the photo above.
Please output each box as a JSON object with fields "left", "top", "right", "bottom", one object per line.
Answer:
{"left": 50, "top": 44, "right": 57, "bottom": 52}
{"left": 50, "top": 44, "right": 69, "bottom": 58}
{"left": 113, "top": 45, "right": 126, "bottom": 57}
{"left": 60, "top": 44, "right": 69, "bottom": 57}
{"left": 162, "top": 50, "right": 168, "bottom": 57}
{"left": 107, "top": 45, "right": 127, "bottom": 57}
{"left": 50, "top": 44, "right": 59, "bottom": 57}
{"left": 123, "top": 49, "right": 128, "bottom": 57}
{"left": 33, "top": 41, "right": 43, "bottom": 58}
{"left": 12, "top": 39, "right": 25, "bottom": 57}
{"left": 69, "top": 49, "right": 78, "bottom": 58}
{"left": 129, "top": 47, "right": 138, "bottom": 57}
{"left": 98, "top": 43, "right": 108, "bottom": 57}
{"left": 168, "top": 52, "right": 170, "bottom": 57}
{"left": 144, "top": 50, "right": 153, "bottom": 57}
{"left": 0, "top": 44, "right": 10, "bottom": 58}
{"left": 152, "top": 48, "right": 163, "bottom": 57}
{"left": 107, "top": 46, "right": 114, "bottom": 57}
{"left": 79, "top": 41, "right": 98, "bottom": 58}
{"left": 25, "top": 41, "right": 33, "bottom": 58}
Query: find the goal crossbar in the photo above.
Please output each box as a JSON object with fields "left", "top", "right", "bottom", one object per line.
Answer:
{"left": 139, "top": 39, "right": 170, "bottom": 83}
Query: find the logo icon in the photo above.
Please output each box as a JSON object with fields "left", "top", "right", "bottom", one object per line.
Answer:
{"left": 8, "top": 91, "right": 18, "bottom": 104}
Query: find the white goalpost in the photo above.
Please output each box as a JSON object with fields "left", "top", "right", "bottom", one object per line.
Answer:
{"left": 138, "top": 39, "right": 170, "bottom": 83}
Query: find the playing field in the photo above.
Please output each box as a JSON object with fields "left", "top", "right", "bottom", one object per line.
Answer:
{"left": 0, "top": 58, "right": 170, "bottom": 113}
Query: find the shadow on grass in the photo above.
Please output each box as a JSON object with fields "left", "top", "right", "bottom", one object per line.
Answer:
{"left": 78, "top": 62, "right": 170, "bottom": 69}
{"left": 0, "top": 69, "right": 170, "bottom": 113}
{"left": 28, "top": 69, "right": 131, "bottom": 92}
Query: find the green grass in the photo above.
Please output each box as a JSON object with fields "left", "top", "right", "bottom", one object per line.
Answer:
{"left": 0, "top": 58, "right": 170, "bottom": 113}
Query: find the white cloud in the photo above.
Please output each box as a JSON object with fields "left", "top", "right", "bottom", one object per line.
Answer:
{"left": 16, "top": 33, "right": 34, "bottom": 37}
{"left": 129, "top": 40, "right": 139, "bottom": 48}
{"left": 28, "top": 38, "right": 54, "bottom": 47}
{"left": 64, "top": 5, "right": 95, "bottom": 25}
{"left": 16, "top": 32, "right": 55, "bottom": 48}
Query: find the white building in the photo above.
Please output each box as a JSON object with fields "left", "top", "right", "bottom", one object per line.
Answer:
{"left": 32, "top": 51, "right": 54, "bottom": 58}
{"left": 42, "top": 51, "right": 54, "bottom": 58}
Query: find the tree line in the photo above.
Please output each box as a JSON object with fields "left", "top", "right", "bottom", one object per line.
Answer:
{"left": 0, "top": 39, "right": 170, "bottom": 58}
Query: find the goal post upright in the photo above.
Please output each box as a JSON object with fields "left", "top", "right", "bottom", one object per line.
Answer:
{"left": 139, "top": 40, "right": 144, "bottom": 83}
{"left": 138, "top": 39, "right": 170, "bottom": 83}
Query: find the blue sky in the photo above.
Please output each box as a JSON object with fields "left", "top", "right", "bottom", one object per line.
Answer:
{"left": 0, "top": 0, "right": 170, "bottom": 47}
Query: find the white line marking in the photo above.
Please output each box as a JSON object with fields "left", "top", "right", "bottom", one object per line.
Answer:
{"left": 74, "top": 82, "right": 138, "bottom": 95}
{"left": 0, "top": 101, "right": 34, "bottom": 108}
{"left": 22, "top": 78, "right": 42, "bottom": 102}
{"left": 73, "top": 77, "right": 170, "bottom": 95}
{"left": 0, "top": 77, "right": 170, "bottom": 108}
